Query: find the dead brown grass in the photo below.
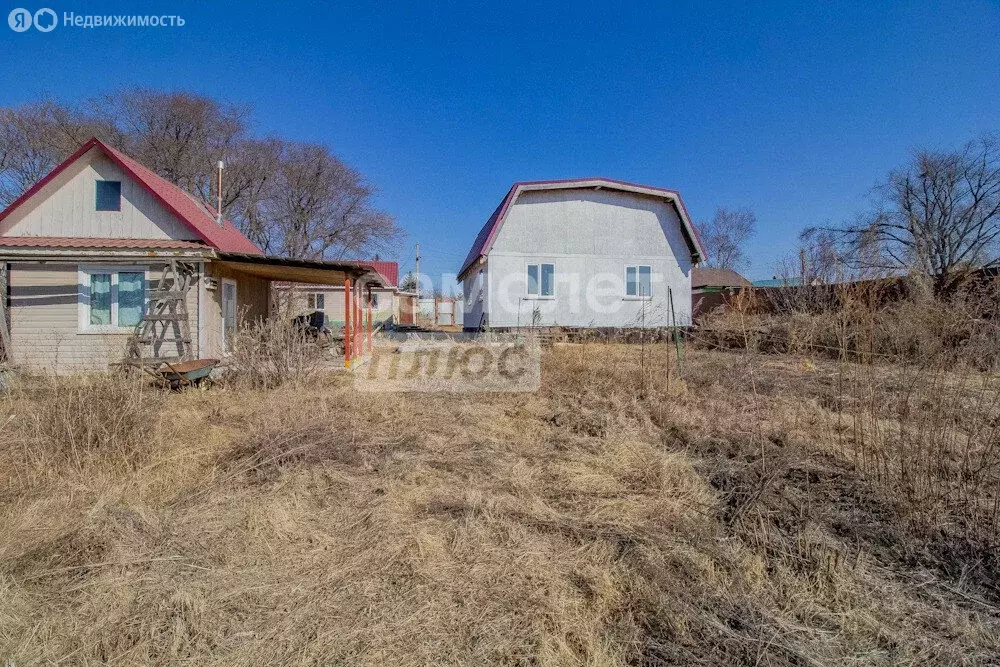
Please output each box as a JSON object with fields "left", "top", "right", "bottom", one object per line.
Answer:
{"left": 1, "top": 344, "right": 999, "bottom": 665}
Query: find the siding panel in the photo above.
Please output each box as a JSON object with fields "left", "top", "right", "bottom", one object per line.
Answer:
{"left": 9, "top": 261, "right": 202, "bottom": 373}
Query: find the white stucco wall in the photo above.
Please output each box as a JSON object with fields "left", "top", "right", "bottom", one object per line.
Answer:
{"left": 473, "top": 188, "right": 693, "bottom": 328}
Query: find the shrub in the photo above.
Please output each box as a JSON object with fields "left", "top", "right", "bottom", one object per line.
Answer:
{"left": 219, "top": 317, "right": 332, "bottom": 390}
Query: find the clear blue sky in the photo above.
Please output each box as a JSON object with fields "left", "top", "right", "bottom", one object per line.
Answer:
{"left": 2, "top": 1, "right": 999, "bottom": 286}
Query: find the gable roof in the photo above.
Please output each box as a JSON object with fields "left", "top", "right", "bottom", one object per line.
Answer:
{"left": 0, "top": 137, "right": 262, "bottom": 255}
{"left": 691, "top": 267, "right": 751, "bottom": 289}
{"left": 457, "top": 178, "right": 705, "bottom": 279}
{"left": 363, "top": 260, "right": 399, "bottom": 288}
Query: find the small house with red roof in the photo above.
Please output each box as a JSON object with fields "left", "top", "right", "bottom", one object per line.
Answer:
{"left": 457, "top": 179, "right": 704, "bottom": 330}
{"left": 0, "top": 138, "right": 386, "bottom": 372}
{"left": 277, "top": 260, "right": 403, "bottom": 327}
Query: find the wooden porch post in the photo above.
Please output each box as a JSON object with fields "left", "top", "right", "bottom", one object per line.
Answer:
{"left": 354, "top": 284, "right": 361, "bottom": 358}
{"left": 0, "top": 263, "right": 10, "bottom": 363}
{"left": 366, "top": 284, "right": 373, "bottom": 353}
{"left": 344, "top": 277, "right": 352, "bottom": 368}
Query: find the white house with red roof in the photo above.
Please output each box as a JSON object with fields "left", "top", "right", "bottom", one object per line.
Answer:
{"left": 457, "top": 179, "right": 704, "bottom": 330}
{"left": 0, "top": 138, "right": 388, "bottom": 372}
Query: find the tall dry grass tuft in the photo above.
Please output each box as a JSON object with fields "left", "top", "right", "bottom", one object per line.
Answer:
{"left": 220, "top": 317, "right": 332, "bottom": 390}
{"left": 8, "top": 372, "right": 160, "bottom": 471}
{"left": 697, "top": 278, "right": 1000, "bottom": 554}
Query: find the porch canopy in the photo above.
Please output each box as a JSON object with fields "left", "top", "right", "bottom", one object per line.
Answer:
{"left": 215, "top": 252, "right": 390, "bottom": 287}
{"left": 216, "top": 252, "right": 388, "bottom": 368}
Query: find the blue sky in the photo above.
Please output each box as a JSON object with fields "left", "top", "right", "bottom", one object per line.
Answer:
{"left": 2, "top": 1, "right": 999, "bottom": 286}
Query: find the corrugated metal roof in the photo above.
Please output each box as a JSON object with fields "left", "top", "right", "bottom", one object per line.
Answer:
{"left": 0, "top": 236, "right": 210, "bottom": 250}
{"left": 348, "top": 260, "right": 397, "bottom": 287}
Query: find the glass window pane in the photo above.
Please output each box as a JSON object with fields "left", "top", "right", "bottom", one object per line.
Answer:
{"left": 89, "top": 273, "right": 112, "bottom": 325}
{"left": 316, "top": 293, "right": 325, "bottom": 310}
{"left": 118, "top": 272, "right": 145, "bottom": 327}
{"left": 95, "top": 180, "right": 122, "bottom": 211}
{"left": 541, "top": 264, "right": 554, "bottom": 296}
{"left": 527, "top": 265, "right": 539, "bottom": 295}
{"left": 626, "top": 266, "right": 637, "bottom": 296}
{"left": 638, "top": 266, "right": 651, "bottom": 297}
{"left": 307, "top": 294, "right": 315, "bottom": 309}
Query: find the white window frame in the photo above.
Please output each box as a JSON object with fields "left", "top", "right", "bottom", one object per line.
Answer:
{"left": 526, "top": 262, "right": 555, "bottom": 299}
{"left": 77, "top": 265, "right": 148, "bottom": 333}
{"left": 624, "top": 264, "right": 653, "bottom": 300}
{"left": 307, "top": 292, "right": 326, "bottom": 311}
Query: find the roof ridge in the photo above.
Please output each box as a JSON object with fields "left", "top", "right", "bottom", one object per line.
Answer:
{"left": 457, "top": 179, "right": 704, "bottom": 278}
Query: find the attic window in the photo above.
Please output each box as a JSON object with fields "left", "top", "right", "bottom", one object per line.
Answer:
{"left": 95, "top": 180, "right": 121, "bottom": 211}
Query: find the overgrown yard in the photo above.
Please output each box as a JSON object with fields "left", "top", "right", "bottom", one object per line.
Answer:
{"left": 2, "top": 343, "right": 1000, "bottom": 665}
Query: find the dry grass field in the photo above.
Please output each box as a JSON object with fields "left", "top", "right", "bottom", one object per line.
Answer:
{"left": 2, "top": 339, "right": 1000, "bottom": 665}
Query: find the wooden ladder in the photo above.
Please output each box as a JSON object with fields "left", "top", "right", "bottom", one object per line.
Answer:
{"left": 126, "top": 260, "right": 196, "bottom": 367}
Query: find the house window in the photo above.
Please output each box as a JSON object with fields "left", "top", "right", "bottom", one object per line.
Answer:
{"left": 79, "top": 267, "right": 147, "bottom": 331}
{"left": 625, "top": 265, "right": 652, "bottom": 297}
{"left": 307, "top": 292, "right": 325, "bottom": 310}
{"left": 95, "top": 180, "right": 122, "bottom": 211}
{"left": 527, "top": 263, "right": 554, "bottom": 297}
{"left": 369, "top": 292, "right": 379, "bottom": 309}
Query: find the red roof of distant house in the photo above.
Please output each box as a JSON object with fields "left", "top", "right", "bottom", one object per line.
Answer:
{"left": 457, "top": 178, "right": 705, "bottom": 279}
{"left": 338, "top": 259, "right": 398, "bottom": 287}
{"left": 0, "top": 137, "right": 263, "bottom": 255}
{"left": 0, "top": 236, "right": 209, "bottom": 250}
{"left": 367, "top": 260, "right": 398, "bottom": 287}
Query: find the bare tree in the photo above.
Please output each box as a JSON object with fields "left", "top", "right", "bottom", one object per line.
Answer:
{"left": 0, "top": 90, "right": 399, "bottom": 261}
{"left": 699, "top": 207, "right": 757, "bottom": 270}
{"left": 834, "top": 135, "right": 1000, "bottom": 295}
{"left": 0, "top": 100, "right": 95, "bottom": 205}
{"left": 258, "top": 142, "right": 399, "bottom": 259}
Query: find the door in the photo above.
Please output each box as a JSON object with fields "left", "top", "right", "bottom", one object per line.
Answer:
{"left": 222, "top": 279, "right": 237, "bottom": 352}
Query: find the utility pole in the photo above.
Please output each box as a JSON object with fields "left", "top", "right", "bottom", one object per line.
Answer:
{"left": 414, "top": 242, "right": 421, "bottom": 299}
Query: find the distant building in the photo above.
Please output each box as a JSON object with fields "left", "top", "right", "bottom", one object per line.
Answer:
{"left": 751, "top": 277, "right": 804, "bottom": 288}
{"left": 691, "top": 267, "right": 751, "bottom": 321}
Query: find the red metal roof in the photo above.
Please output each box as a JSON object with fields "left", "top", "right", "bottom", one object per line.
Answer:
{"left": 0, "top": 236, "right": 210, "bottom": 250}
{"left": 366, "top": 260, "right": 398, "bottom": 287}
{"left": 457, "top": 178, "right": 705, "bottom": 279}
{"left": 0, "top": 138, "right": 263, "bottom": 255}
{"left": 334, "top": 259, "right": 399, "bottom": 287}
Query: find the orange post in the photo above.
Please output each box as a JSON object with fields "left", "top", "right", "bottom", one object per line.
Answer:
{"left": 355, "top": 288, "right": 361, "bottom": 357}
{"left": 344, "top": 277, "right": 352, "bottom": 368}
{"left": 366, "top": 285, "right": 373, "bottom": 353}
{"left": 354, "top": 287, "right": 365, "bottom": 357}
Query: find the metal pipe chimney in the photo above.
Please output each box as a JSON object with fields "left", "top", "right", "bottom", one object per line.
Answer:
{"left": 216, "top": 160, "right": 224, "bottom": 226}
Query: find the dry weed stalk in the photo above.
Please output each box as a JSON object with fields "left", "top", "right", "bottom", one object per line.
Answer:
{"left": 220, "top": 317, "right": 331, "bottom": 390}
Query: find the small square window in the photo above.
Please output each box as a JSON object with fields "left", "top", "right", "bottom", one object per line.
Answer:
{"left": 307, "top": 293, "right": 325, "bottom": 310}
{"left": 625, "top": 265, "right": 652, "bottom": 297}
{"left": 96, "top": 180, "right": 121, "bottom": 211}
